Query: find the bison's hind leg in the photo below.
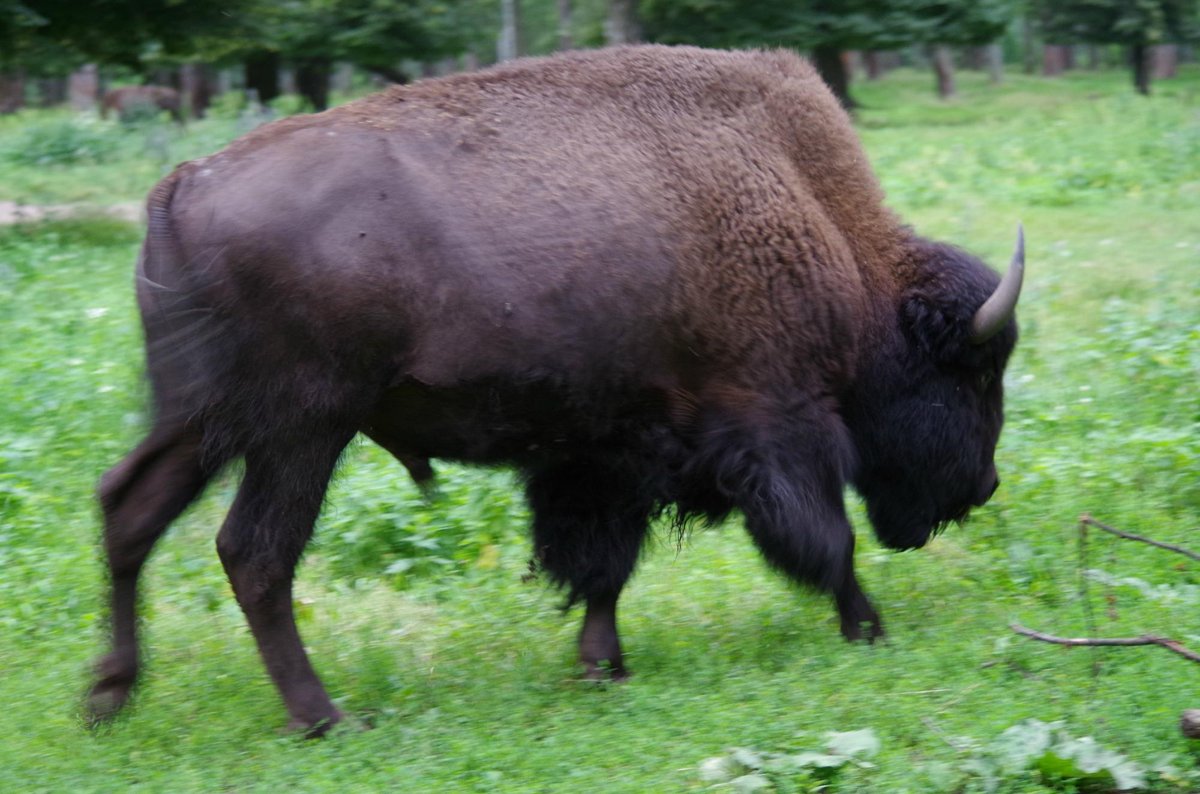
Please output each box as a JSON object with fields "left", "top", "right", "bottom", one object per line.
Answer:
{"left": 525, "top": 460, "right": 656, "bottom": 680}
{"left": 89, "top": 422, "right": 213, "bottom": 722}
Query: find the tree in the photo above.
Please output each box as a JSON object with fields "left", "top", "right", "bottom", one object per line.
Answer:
{"left": 1036, "top": 0, "right": 1199, "bottom": 94}
{"left": 499, "top": 0, "right": 523, "bottom": 60}
{"left": 605, "top": 0, "right": 641, "bottom": 44}
{"left": 640, "top": 0, "right": 1017, "bottom": 106}
{"left": 558, "top": 0, "right": 575, "bottom": 50}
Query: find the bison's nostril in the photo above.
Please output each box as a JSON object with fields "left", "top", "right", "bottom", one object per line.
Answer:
{"left": 974, "top": 476, "right": 1000, "bottom": 506}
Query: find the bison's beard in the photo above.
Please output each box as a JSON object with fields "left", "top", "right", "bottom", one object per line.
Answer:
{"left": 855, "top": 473, "right": 971, "bottom": 551}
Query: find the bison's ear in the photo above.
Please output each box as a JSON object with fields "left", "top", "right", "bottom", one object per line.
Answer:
{"left": 901, "top": 294, "right": 973, "bottom": 364}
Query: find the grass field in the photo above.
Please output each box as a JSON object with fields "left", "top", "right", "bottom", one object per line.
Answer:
{"left": 0, "top": 66, "right": 1197, "bottom": 792}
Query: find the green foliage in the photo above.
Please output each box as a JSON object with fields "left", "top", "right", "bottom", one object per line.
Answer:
{"left": 640, "top": 0, "right": 1019, "bottom": 50}
{"left": 698, "top": 729, "right": 882, "bottom": 791}
{"left": 962, "top": 719, "right": 1151, "bottom": 791}
{"left": 1, "top": 117, "right": 118, "bottom": 165}
{"left": 320, "top": 460, "right": 528, "bottom": 587}
{"left": 251, "top": 0, "right": 468, "bottom": 73}
{"left": 1036, "top": 0, "right": 1199, "bottom": 46}
{"left": 0, "top": 65, "right": 1197, "bottom": 793}
{"left": 0, "top": 0, "right": 257, "bottom": 71}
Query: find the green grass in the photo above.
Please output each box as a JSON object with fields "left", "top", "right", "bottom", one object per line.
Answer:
{"left": 1, "top": 66, "right": 1198, "bottom": 792}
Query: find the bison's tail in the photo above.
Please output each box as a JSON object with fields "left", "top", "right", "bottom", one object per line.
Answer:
{"left": 136, "top": 169, "right": 242, "bottom": 469}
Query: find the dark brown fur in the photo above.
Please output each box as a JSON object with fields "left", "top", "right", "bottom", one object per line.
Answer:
{"left": 101, "top": 85, "right": 182, "bottom": 123}
{"left": 90, "top": 46, "right": 1019, "bottom": 733}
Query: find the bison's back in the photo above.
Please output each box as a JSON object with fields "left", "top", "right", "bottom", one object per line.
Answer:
{"left": 143, "top": 46, "right": 899, "bottom": 458}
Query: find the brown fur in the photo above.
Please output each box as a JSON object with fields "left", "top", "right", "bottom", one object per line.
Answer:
{"left": 101, "top": 85, "right": 182, "bottom": 123}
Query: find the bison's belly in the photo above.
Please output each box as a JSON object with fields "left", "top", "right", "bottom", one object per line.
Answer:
{"left": 363, "top": 377, "right": 672, "bottom": 466}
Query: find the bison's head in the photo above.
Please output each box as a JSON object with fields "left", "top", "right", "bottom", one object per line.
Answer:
{"left": 847, "top": 228, "right": 1024, "bottom": 550}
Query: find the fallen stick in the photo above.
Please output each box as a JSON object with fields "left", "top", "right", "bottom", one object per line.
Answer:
{"left": 1080, "top": 514, "right": 1200, "bottom": 563}
{"left": 1011, "top": 623, "right": 1200, "bottom": 665}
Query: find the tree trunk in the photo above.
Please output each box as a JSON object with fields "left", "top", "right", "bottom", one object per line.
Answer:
{"left": 1043, "top": 44, "right": 1067, "bottom": 76}
{"left": 557, "top": 0, "right": 574, "bottom": 51}
{"left": 37, "top": 77, "right": 68, "bottom": 107}
{"left": 370, "top": 65, "right": 409, "bottom": 85}
{"left": 245, "top": 51, "right": 281, "bottom": 104}
{"left": 985, "top": 42, "right": 1004, "bottom": 84}
{"left": 498, "top": 0, "right": 522, "bottom": 62}
{"left": 605, "top": 0, "right": 641, "bottom": 45}
{"left": 180, "top": 63, "right": 214, "bottom": 120}
{"left": 1021, "top": 16, "right": 1037, "bottom": 74}
{"left": 1086, "top": 45, "right": 1101, "bottom": 70}
{"left": 930, "top": 45, "right": 956, "bottom": 99}
{"left": 332, "top": 63, "right": 355, "bottom": 93}
{"left": 1130, "top": 44, "right": 1151, "bottom": 95}
{"left": 1063, "top": 45, "right": 1076, "bottom": 70}
{"left": 1152, "top": 44, "right": 1178, "bottom": 79}
{"left": 69, "top": 64, "right": 99, "bottom": 111}
{"left": 0, "top": 71, "right": 25, "bottom": 114}
{"left": 296, "top": 58, "right": 331, "bottom": 111}
{"left": 812, "top": 46, "right": 855, "bottom": 110}
{"left": 864, "top": 51, "right": 884, "bottom": 80}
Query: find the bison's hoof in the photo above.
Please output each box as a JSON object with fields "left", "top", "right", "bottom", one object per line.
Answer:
{"left": 840, "top": 617, "right": 885, "bottom": 644}
{"left": 285, "top": 710, "right": 343, "bottom": 739}
{"left": 581, "top": 662, "right": 630, "bottom": 683}
{"left": 85, "top": 654, "right": 137, "bottom": 725}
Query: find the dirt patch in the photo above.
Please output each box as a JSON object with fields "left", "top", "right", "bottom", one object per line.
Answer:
{"left": 0, "top": 200, "right": 142, "bottom": 225}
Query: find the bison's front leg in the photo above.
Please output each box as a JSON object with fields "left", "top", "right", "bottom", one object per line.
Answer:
{"left": 578, "top": 592, "right": 628, "bottom": 681}
{"left": 525, "top": 460, "right": 652, "bottom": 680}
{"left": 704, "top": 402, "right": 884, "bottom": 642}
{"left": 833, "top": 536, "right": 884, "bottom": 643}
{"left": 216, "top": 430, "right": 354, "bottom": 735}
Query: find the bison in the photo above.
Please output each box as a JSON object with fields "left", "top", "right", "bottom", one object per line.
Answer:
{"left": 100, "top": 85, "right": 182, "bottom": 124}
{"left": 89, "top": 45, "right": 1024, "bottom": 734}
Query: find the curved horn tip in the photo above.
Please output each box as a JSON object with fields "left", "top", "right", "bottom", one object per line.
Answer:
{"left": 969, "top": 224, "right": 1026, "bottom": 344}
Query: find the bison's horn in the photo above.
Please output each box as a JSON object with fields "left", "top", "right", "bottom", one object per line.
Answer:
{"left": 970, "top": 224, "right": 1025, "bottom": 344}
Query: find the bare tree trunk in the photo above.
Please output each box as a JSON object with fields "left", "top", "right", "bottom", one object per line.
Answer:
{"left": 1152, "top": 44, "right": 1178, "bottom": 79}
{"left": 296, "top": 58, "right": 331, "bottom": 111}
{"left": 864, "top": 51, "right": 884, "bottom": 80}
{"left": 332, "top": 63, "right": 355, "bottom": 93}
{"left": 0, "top": 70, "right": 25, "bottom": 114}
{"left": 498, "top": 0, "right": 522, "bottom": 62}
{"left": 812, "top": 46, "right": 855, "bottom": 110}
{"left": 1043, "top": 44, "right": 1067, "bottom": 76}
{"left": 69, "top": 64, "right": 99, "bottom": 111}
{"left": 930, "top": 45, "right": 956, "bottom": 99}
{"left": 180, "top": 63, "right": 214, "bottom": 120}
{"left": 245, "top": 51, "right": 281, "bottom": 104}
{"left": 605, "top": 0, "right": 641, "bottom": 45}
{"left": 557, "top": 0, "right": 574, "bottom": 51}
{"left": 1130, "top": 44, "right": 1151, "bottom": 95}
{"left": 985, "top": 42, "right": 1004, "bottom": 84}
{"left": 37, "top": 77, "right": 68, "bottom": 107}
{"left": 1022, "top": 15, "right": 1037, "bottom": 74}
{"left": 1063, "top": 45, "right": 1076, "bottom": 70}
